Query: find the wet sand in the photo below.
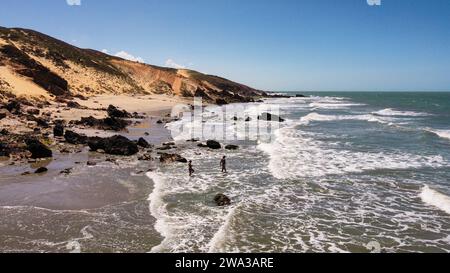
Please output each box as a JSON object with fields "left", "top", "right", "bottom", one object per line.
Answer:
{"left": 0, "top": 113, "right": 174, "bottom": 252}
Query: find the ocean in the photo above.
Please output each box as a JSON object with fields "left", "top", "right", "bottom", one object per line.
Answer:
{"left": 1, "top": 92, "right": 449, "bottom": 253}
{"left": 150, "top": 92, "right": 450, "bottom": 253}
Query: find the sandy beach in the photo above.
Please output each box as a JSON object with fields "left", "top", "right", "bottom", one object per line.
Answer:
{"left": 0, "top": 94, "right": 193, "bottom": 252}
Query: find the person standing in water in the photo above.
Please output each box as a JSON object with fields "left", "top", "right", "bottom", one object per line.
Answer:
{"left": 188, "top": 160, "right": 195, "bottom": 177}
{"left": 220, "top": 156, "right": 227, "bottom": 173}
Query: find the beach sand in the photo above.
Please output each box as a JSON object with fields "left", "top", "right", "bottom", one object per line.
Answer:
{"left": 0, "top": 94, "right": 188, "bottom": 252}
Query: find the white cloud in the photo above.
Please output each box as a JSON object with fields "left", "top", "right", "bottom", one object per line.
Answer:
{"left": 115, "top": 51, "right": 145, "bottom": 63}
{"left": 165, "top": 59, "right": 186, "bottom": 69}
{"left": 101, "top": 49, "right": 109, "bottom": 54}
{"left": 66, "top": 0, "right": 81, "bottom": 6}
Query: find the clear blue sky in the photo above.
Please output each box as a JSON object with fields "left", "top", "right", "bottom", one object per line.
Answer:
{"left": 1, "top": 0, "right": 449, "bottom": 91}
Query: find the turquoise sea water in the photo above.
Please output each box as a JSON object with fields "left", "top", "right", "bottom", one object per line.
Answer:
{"left": 152, "top": 92, "right": 450, "bottom": 253}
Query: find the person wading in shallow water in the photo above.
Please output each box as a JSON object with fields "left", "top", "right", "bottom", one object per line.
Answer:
{"left": 188, "top": 160, "right": 195, "bottom": 177}
{"left": 220, "top": 156, "right": 227, "bottom": 173}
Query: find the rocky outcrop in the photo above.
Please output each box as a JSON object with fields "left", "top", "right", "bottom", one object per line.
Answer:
{"left": 159, "top": 153, "right": 188, "bottom": 163}
{"left": 206, "top": 140, "right": 222, "bottom": 149}
{"left": 25, "top": 138, "right": 52, "bottom": 159}
{"left": 214, "top": 194, "right": 231, "bottom": 206}
{"left": 53, "top": 121, "right": 64, "bottom": 137}
{"left": 88, "top": 135, "right": 139, "bottom": 156}
{"left": 74, "top": 116, "right": 131, "bottom": 131}
{"left": 137, "top": 137, "right": 150, "bottom": 148}
{"left": 258, "top": 112, "right": 285, "bottom": 122}
{"left": 64, "top": 130, "right": 88, "bottom": 145}
{"left": 107, "top": 105, "right": 131, "bottom": 118}
{"left": 35, "top": 167, "right": 48, "bottom": 174}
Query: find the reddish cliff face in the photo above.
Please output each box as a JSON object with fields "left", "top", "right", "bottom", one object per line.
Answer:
{"left": 0, "top": 27, "right": 266, "bottom": 103}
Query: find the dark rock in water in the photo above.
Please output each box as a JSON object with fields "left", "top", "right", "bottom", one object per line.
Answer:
{"left": 216, "top": 98, "right": 228, "bottom": 106}
{"left": 225, "top": 145, "right": 239, "bottom": 150}
{"left": 232, "top": 116, "right": 238, "bottom": 121}
{"left": 296, "top": 94, "right": 306, "bottom": 98}
{"left": 137, "top": 137, "right": 150, "bottom": 148}
{"left": 107, "top": 105, "right": 131, "bottom": 118}
{"left": 206, "top": 140, "right": 222, "bottom": 149}
{"left": 53, "top": 122, "right": 65, "bottom": 137}
{"left": 214, "top": 194, "right": 231, "bottom": 206}
{"left": 64, "top": 130, "right": 88, "bottom": 145}
{"left": 25, "top": 138, "right": 52, "bottom": 159}
{"left": 163, "top": 142, "right": 175, "bottom": 146}
{"left": 21, "top": 171, "right": 31, "bottom": 176}
{"left": 159, "top": 153, "right": 188, "bottom": 163}
{"left": 157, "top": 146, "right": 172, "bottom": 151}
{"left": 87, "top": 161, "right": 97, "bottom": 166}
{"left": 258, "top": 112, "right": 285, "bottom": 122}
{"left": 75, "top": 116, "right": 130, "bottom": 131}
{"left": 0, "top": 143, "right": 10, "bottom": 157}
{"left": 60, "top": 168, "right": 72, "bottom": 175}
{"left": 245, "top": 117, "right": 251, "bottom": 122}
{"left": 88, "top": 135, "right": 139, "bottom": 156}
{"left": 187, "top": 138, "right": 199, "bottom": 142}
{"left": 35, "top": 167, "right": 48, "bottom": 174}
{"left": 144, "top": 132, "right": 150, "bottom": 136}
{"left": 67, "top": 101, "right": 82, "bottom": 108}
{"left": 156, "top": 120, "right": 163, "bottom": 124}
{"left": 197, "top": 143, "right": 208, "bottom": 148}
{"left": 138, "top": 153, "right": 153, "bottom": 161}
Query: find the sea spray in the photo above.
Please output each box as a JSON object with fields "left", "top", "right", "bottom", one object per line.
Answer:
{"left": 420, "top": 186, "right": 450, "bottom": 215}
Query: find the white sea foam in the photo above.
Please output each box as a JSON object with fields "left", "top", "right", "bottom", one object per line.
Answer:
{"left": 309, "top": 102, "right": 365, "bottom": 109}
{"left": 425, "top": 129, "right": 450, "bottom": 140}
{"left": 258, "top": 125, "right": 446, "bottom": 179}
{"left": 299, "top": 112, "right": 392, "bottom": 125}
{"left": 146, "top": 171, "right": 171, "bottom": 252}
{"left": 420, "top": 186, "right": 450, "bottom": 215}
{"left": 372, "top": 108, "right": 431, "bottom": 117}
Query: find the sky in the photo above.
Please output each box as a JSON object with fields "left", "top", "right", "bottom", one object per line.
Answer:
{"left": 1, "top": 0, "right": 449, "bottom": 92}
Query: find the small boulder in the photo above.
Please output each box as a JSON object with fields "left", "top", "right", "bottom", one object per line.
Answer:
{"left": 245, "top": 117, "right": 251, "bottom": 122}
{"left": 107, "top": 105, "right": 131, "bottom": 118}
{"left": 137, "top": 137, "right": 150, "bottom": 148}
{"left": 0, "top": 143, "right": 10, "bottom": 157}
{"left": 225, "top": 145, "right": 239, "bottom": 150}
{"left": 216, "top": 99, "right": 229, "bottom": 106}
{"left": 64, "top": 130, "right": 88, "bottom": 145}
{"left": 159, "top": 153, "right": 188, "bottom": 164}
{"left": 35, "top": 167, "right": 48, "bottom": 174}
{"left": 138, "top": 153, "right": 153, "bottom": 161}
{"left": 156, "top": 120, "right": 163, "bottom": 124}
{"left": 214, "top": 194, "right": 231, "bottom": 206}
{"left": 5, "top": 100, "right": 20, "bottom": 114}
{"left": 88, "top": 135, "right": 139, "bottom": 156}
{"left": 60, "top": 168, "right": 72, "bottom": 175}
{"left": 87, "top": 161, "right": 97, "bottom": 166}
{"left": 206, "top": 140, "right": 222, "bottom": 150}
{"left": 53, "top": 122, "right": 65, "bottom": 137}
{"left": 25, "top": 138, "right": 52, "bottom": 159}
{"left": 67, "top": 101, "right": 82, "bottom": 108}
